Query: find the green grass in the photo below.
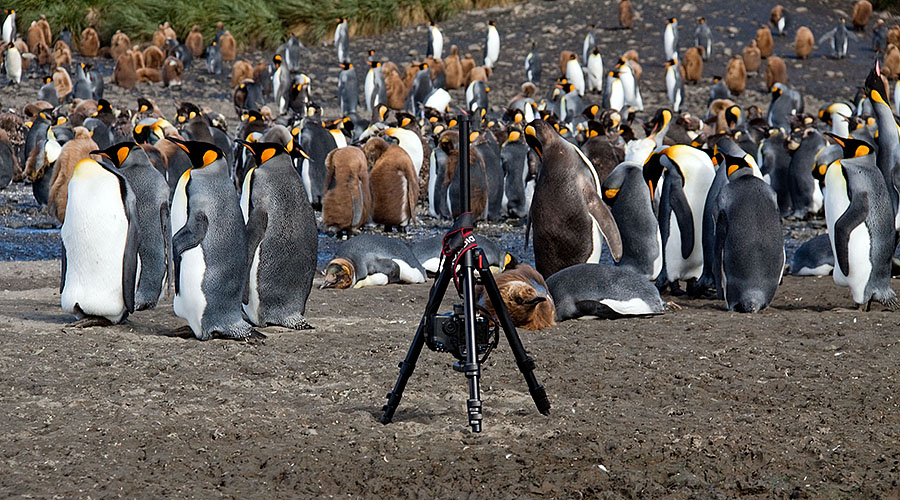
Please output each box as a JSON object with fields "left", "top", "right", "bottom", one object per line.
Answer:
{"left": 8, "top": 0, "right": 519, "bottom": 50}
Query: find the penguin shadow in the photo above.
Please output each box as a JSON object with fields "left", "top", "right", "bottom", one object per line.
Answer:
{"left": 356, "top": 405, "right": 456, "bottom": 424}
{"left": 25, "top": 312, "right": 75, "bottom": 325}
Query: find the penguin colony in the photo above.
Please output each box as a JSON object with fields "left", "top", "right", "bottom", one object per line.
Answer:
{"left": 0, "top": 0, "right": 898, "bottom": 341}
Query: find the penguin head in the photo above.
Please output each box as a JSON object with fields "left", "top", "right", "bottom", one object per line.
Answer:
{"left": 137, "top": 97, "right": 153, "bottom": 114}
{"left": 770, "top": 84, "right": 783, "bottom": 98}
{"left": 488, "top": 20, "right": 496, "bottom": 27}
{"left": 237, "top": 140, "right": 290, "bottom": 167}
{"left": 723, "top": 154, "right": 754, "bottom": 179}
{"left": 167, "top": 137, "right": 225, "bottom": 169}
{"left": 523, "top": 120, "right": 551, "bottom": 158}
{"left": 642, "top": 152, "right": 665, "bottom": 198}
{"left": 92, "top": 141, "right": 141, "bottom": 168}
{"left": 865, "top": 62, "right": 889, "bottom": 105}
{"left": 667, "top": 17, "right": 677, "bottom": 24}
{"left": 826, "top": 133, "right": 874, "bottom": 159}
{"left": 698, "top": 17, "right": 706, "bottom": 24}
{"left": 272, "top": 54, "right": 282, "bottom": 68}
{"left": 321, "top": 258, "right": 355, "bottom": 289}
{"left": 724, "top": 105, "right": 741, "bottom": 128}
{"left": 647, "top": 108, "right": 673, "bottom": 137}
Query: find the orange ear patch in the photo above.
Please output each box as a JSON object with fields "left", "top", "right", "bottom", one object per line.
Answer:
{"left": 202, "top": 149, "right": 218, "bottom": 167}
{"left": 117, "top": 146, "right": 130, "bottom": 165}
{"left": 260, "top": 148, "right": 276, "bottom": 164}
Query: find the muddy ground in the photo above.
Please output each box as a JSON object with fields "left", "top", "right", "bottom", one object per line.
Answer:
{"left": 3, "top": 0, "right": 900, "bottom": 497}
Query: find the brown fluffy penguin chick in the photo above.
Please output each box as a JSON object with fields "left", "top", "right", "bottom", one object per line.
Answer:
{"left": 467, "top": 65, "right": 491, "bottom": 84}
{"left": 113, "top": 51, "right": 137, "bottom": 89}
{"left": 162, "top": 56, "right": 184, "bottom": 87}
{"left": 52, "top": 67, "right": 72, "bottom": 101}
{"left": 48, "top": 127, "right": 99, "bottom": 222}
{"left": 185, "top": 25, "right": 203, "bottom": 57}
{"left": 137, "top": 67, "right": 162, "bottom": 83}
{"left": 476, "top": 264, "right": 556, "bottom": 331}
{"left": 80, "top": 27, "right": 99, "bottom": 57}
{"left": 742, "top": 39, "right": 762, "bottom": 73}
{"left": 622, "top": 49, "right": 642, "bottom": 79}
{"left": 683, "top": 46, "right": 703, "bottom": 83}
{"left": 152, "top": 25, "right": 167, "bottom": 48}
{"left": 53, "top": 40, "right": 72, "bottom": 67}
{"left": 725, "top": 56, "right": 747, "bottom": 94}
{"left": 27, "top": 21, "right": 48, "bottom": 50}
{"left": 219, "top": 30, "right": 236, "bottom": 61}
{"left": 885, "top": 44, "right": 900, "bottom": 79}
{"left": 323, "top": 146, "right": 372, "bottom": 236}
{"left": 794, "top": 26, "right": 814, "bottom": 59}
{"left": 231, "top": 60, "right": 253, "bottom": 88}
{"left": 852, "top": 0, "right": 872, "bottom": 31}
{"left": 110, "top": 30, "right": 130, "bottom": 62}
{"left": 130, "top": 47, "right": 145, "bottom": 69}
{"left": 444, "top": 45, "right": 463, "bottom": 88}
{"left": 382, "top": 63, "right": 409, "bottom": 110}
{"left": 440, "top": 131, "right": 489, "bottom": 219}
{"left": 143, "top": 45, "right": 165, "bottom": 69}
{"left": 756, "top": 26, "right": 774, "bottom": 58}
{"left": 460, "top": 52, "right": 476, "bottom": 82}
{"left": 558, "top": 50, "right": 577, "bottom": 77}
{"left": 619, "top": 0, "right": 633, "bottom": 29}
{"left": 765, "top": 55, "right": 787, "bottom": 87}
{"left": 162, "top": 22, "right": 177, "bottom": 41}
{"left": 363, "top": 136, "right": 390, "bottom": 168}
{"left": 369, "top": 145, "right": 418, "bottom": 230}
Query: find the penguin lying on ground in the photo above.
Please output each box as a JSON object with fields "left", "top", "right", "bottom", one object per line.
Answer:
{"left": 790, "top": 234, "right": 834, "bottom": 276}
{"left": 411, "top": 234, "right": 514, "bottom": 276}
{"left": 475, "top": 264, "right": 556, "bottom": 331}
{"left": 321, "top": 234, "right": 426, "bottom": 289}
{"left": 546, "top": 263, "right": 666, "bottom": 320}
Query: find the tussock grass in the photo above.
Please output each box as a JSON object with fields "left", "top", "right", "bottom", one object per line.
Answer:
{"left": 8, "top": 0, "right": 521, "bottom": 50}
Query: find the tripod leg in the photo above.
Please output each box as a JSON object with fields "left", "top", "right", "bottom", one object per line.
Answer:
{"left": 380, "top": 264, "right": 452, "bottom": 425}
{"left": 477, "top": 262, "right": 551, "bottom": 416}
{"left": 460, "top": 251, "right": 483, "bottom": 433}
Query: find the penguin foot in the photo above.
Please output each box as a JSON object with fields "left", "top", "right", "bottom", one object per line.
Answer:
{"left": 668, "top": 282, "right": 686, "bottom": 296}
{"left": 66, "top": 316, "right": 113, "bottom": 328}
{"left": 280, "top": 315, "right": 313, "bottom": 330}
{"left": 878, "top": 294, "right": 900, "bottom": 311}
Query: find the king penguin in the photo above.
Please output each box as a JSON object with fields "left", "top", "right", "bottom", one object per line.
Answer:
{"left": 695, "top": 17, "right": 712, "bottom": 60}
{"left": 93, "top": 142, "right": 172, "bottom": 311}
{"left": 168, "top": 138, "right": 262, "bottom": 340}
{"left": 484, "top": 20, "right": 500, "bottom": 69}
{"left": 334, "top": 17, "right": 349, "bottom": 64}
{"left": 664, "top": 17, "right": 679, "bottom": 60}
{"left": 815, "top": 135, "right": 899, "bottom": 310}
{"left": 713, "top": 155, "right": 785, "bottom": 312}
{"left": 582, "top": 24, "right": 596, "bottom": 64}
{"left": 60, "top": 158, "right": 138, "bottom": 326}
{"left": 525, "top": 41, "right": 541, "bottom": 84}
{"left": 665, "top": 58, "right": 684, "bottom": 112}
{"left": 864, "top": 63, "right": 900, "bottom": 233}
{"left": 565, "top": 53, "right": 585, "bottom": 96}
{"left": 586, "top": 47, "right": 603, "bottom": 94}
{"left": 644, "top": 145, "right": 716, "bottom": 294}
{"left": 601, "top": 161, "right": 663, "bottom": 280}
{"left": 427, "top": 21, "right": 443, "bottom": 59}
{"left": 525, "top": 119, "right": 623, "bottom": 278}
{"left": 338, "top": 61, "right": 359, "bottom": 115}
{"left": 321, "top": 234, "right": 425, "bottom": 289}
{"left": 238, "top": 141, "right": 317, "bottom": 329}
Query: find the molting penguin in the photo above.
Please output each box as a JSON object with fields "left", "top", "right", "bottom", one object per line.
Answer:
{"left": 546, "top": 263, "right": 665, "bottom": 320}
{"left": 644, "top": 145, "right": 716, "bottom": 294}
{"left": 525, "top": 119, "right": 623, "bottom": 278}
{"left": 790, "top": 233, "right": 834, "bottom": 276}
{"left": 238, "top": 141, "right": 317, "bottom": 329}
{"left": 484, "top": 20, "right": 500, "bottom": 69}
{"left": 168, "top": 138, "right": 261, "bottom": 340}
{"left": 60, "top": 158, "right": 138, "bottom": 326}
{"left": 770, "top": 5, "right": 787, "bottom": 36}
{"left": 816, "top": 135, "right": 899, "bottom": 310}
{"left": 322, "top": 234, "right": 425, "bottom": 289}
{"left": 93, "top": 142, "right": 172, "bottom": 311}
{"left": 713, "top": 155, "right": 785, "bottom": 312}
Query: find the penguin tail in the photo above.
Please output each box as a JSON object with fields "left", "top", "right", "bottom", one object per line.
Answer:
{"left": 876, "top": 290, "right": 900, "bottom": 311}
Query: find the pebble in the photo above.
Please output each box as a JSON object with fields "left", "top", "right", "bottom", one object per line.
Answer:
{"left": 681, "top": 3, "right": 697, "bottom": 13}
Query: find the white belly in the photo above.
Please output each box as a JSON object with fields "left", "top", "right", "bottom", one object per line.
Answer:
{"left": 60, "top": 175, "right": 129, "bottom": 321}
{"left": 173, "top": 246, "right": 207, "bottom": 335}
{"left": 665, "top": 210, "right": 702, "bottom": 281}
{"left": 600, "top": 298, "right": 657, "bottom": 316}
{"left": 243, "top": 246, "right": 261, "bottom": 325}
{"left": 586, "top": 216, "right": 603, "bottom": 263}
{"left": 393, "top": 258, "right": 425, "bottom": 283}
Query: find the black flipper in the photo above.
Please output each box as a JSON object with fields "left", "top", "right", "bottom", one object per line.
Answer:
{"left": 160, "top": 202, "right": 174, "bottom": 297}
{"left": 833, "top": 191, "right": 869, "bottom": 277}
{"left": 60, "top": 240, "right": 67, "bottom": 294}
{"left": 713, "top": 209, "right": 728, "bottom": 300}
{"left": 172, "top": 211, "right": 209, "bottom": 295}
{"left": 122, "top": 207, "right": 139, "bottom": 315}
{"left": 670, "top": 183, "right": 695, "bottom": 260}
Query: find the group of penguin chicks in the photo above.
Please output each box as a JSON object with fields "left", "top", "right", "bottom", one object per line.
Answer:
{"left": 3, "top": 1, "right": 900, "bottom": 342}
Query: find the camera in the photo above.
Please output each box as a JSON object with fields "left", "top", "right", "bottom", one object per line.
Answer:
{"left": 426, "top": 304, "right": 498, "bottom": 362}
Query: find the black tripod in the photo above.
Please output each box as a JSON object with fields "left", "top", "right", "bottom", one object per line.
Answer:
{"left": 379, "top": 116, "right": 551, "bottom": 432}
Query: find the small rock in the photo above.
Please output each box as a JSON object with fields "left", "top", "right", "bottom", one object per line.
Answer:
{"left": 681, "top": 3, "right": 697, "bottom": 13}
{"left": 723, "top": 47, "right": 733, "bottom": 57}
{"left": 727, "top": 26, "right": 740, "bottom": 35}
{"left": 797, "top": 6, "right": 809, "bottom": 14}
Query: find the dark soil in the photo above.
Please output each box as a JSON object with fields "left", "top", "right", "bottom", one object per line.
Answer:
{"left": 2, "top": 0, "right": 900, "bottom": 497}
